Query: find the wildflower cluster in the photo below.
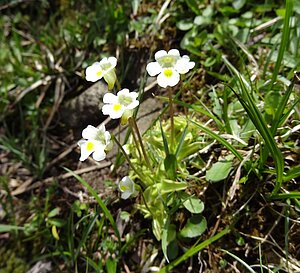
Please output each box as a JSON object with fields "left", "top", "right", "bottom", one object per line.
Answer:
{"left": 85, "top": 57, "right": 117, "bottom": 90}
{"left": 146, "top": 49, "right": 195, "bottom": 88}
{"left": 119, "top": 176, "right": 138, "bottom": 199}
{"left": 78, "top": 49, "right": 195, "bottom": 203}
{"left": 102, "top": 88, "right": 139, "bottom": 123}
{"left": 78, "top": 125, "right": 112, "bottom": 161}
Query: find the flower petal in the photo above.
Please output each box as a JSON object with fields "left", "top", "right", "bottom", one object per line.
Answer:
{"left": 175, "top": 56, "right": 195, "bottom": 74}
{"left": 107, "top": 56, "right": 117, "bottom": 68}
{"left": 117, "top": 88, "right": 130, "bottom": 96}
{"left": 104, "top": 131, "right": 113, "bottom": 151}
{"left": 104, "top": 130, "right": 111, "bottom": 142}
{"left": 78, "top": 140, "right": 94, "bottom": 161}
{"left": 102, "top": 104, "right": 125, "bottom": 119}
{"left": 157, "top": 68, "right": 180, "bottom": 88}
{"left": 120, "top": 176, "right": 134, "bottom": 191}
{"left": 168, "top": 49, "right": 180, "bottom": 57}
{"left": 121, "top": 191, "right": 132, "bottom": 200}
{"left": 154, "top": 50, "right": 168, "bottom": 61}
{"left": 146, "top": 62, "right": 162, "bottom": 76}
{"left": 157, "top": 73, "right": 168, "bottom": 88}
{"left": 122, "top": 144, "right": 131, "bottom": 155}
{"left": 103, "top": 93, "right": 118, "bottom": 104}
{"left": 125, "top": 92, "right": 139, "bottom": 109}
{"left": 82, "top": 125, "right": 99, "bottom": 140}
{"left": 119, "top": 176, "right": 136, "bottom": 199}
{"left": 128, "top": 91, "right": 138, "bottom": 99}
{"left": 98, "top": 124, "right": 106, "bottom": 134}
{"left": 92, "top": 148, "right": 106, "bottom": 161}
{"left": 105, "top": 140, "right": 114, "bottom": 151}
{"left": 85, "top": 63, "right": 103, "bottom": 82}
{"left": 99, "top": 57, "right": 108, "bottom": 64}
{"left": 126, "top": 100, "right": 139, "bottom": 110}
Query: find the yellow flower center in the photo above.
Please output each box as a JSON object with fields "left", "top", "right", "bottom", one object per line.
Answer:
{"left": 96, "top": 71, "right": 102, "bottom": 77}
{"left": 163, "top": 69, "right": 173, "bottom": 78}
{"left": 113, "top": 103, "right": 122, "bottom": 112}
{"left": 86, "top": 141, "right": 94, "bottom": 151}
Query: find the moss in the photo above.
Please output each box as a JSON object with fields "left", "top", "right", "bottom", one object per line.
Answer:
{"left": 0, "top": 247, "right": 29, "bottom": 273}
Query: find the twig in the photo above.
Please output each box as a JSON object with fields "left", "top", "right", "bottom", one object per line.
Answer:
{"left": 45, "top": 143, "right": 78, "bottom": 171}
{"left": 250, "top": 17, "right": 281, "bottom": 33}
{"left": 13, "top": 162, "right": 111, "bottom": 195}
{"left": 44, "top": 77, "right": 65, "bottom": 130}
{"left": 12, "top": 75, "right": 54, "bottom": 106}
{"left": 0, "top": 0, "right": 31, "bottom": 11}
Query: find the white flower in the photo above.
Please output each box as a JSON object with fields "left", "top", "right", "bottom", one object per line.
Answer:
{"left": 85, "top": 57, "right": 117, "bottom": 90}
{"left": 122, "top": 144, "right": 131, "bottom": 155}
{"left": 174, "top": 55, "right": 196, "bottom": 74}
{"left": 78, "top": 125, "right": 113, "bottom": 161}
{"left": 119, "top": 176, "right": 137, "bottom": 199}
{"left": 102, "top": 88, "right": 139, "bottom": 119}
{"left": 157, "top": 67, "right": 180, "bottom": 88}
{"left": 146, "top": 49, "right": 195, "bottom": 88}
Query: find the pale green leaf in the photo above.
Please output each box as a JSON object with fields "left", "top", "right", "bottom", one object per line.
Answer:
{"left": 48, "top": 207, "right": 60, "bottom": 218}
{"left": 180, "top": 215, "right": 207, "bottom": 238}
{"left": 183, "top": 196, "right": 204, "bottom": 214}
{"left": 206, "top": 158, "right": 233, "bottom": 182}
{"left": 162, "top": 223, "right": 176, "bottom": 262}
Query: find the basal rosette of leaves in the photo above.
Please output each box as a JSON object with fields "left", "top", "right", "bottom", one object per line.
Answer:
{"left": 126, "top": 116, "right": 207, "bottom": 244}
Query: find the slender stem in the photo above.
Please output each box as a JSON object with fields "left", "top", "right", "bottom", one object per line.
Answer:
{"left": 129, "top": 117, "right": 152, "bottom": 169}
{"left": 118, "top": 123, "right": 121, "bottom": 143}
{"left": 140, "top": 191, "right": 154, "bottom": 218}
{"left": 168, "top": 87, "right": 175, "bottom": 152}
{"left": 112, "top": 135, "right": 148, "bottom": 183}
{"left": 130, "top": 125, "right": 143, "bottom": 161}
{"left": 115, "top": 77, "right": 121, "bottom": 91}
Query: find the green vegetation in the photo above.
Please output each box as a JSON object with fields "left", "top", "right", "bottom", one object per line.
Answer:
{"left": 0, "top": 0, "right": 299, "bottom": 272}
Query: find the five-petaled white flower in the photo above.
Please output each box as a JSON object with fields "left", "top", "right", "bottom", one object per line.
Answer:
{"left": 78, "top": 125, "right": 113, "bottom": 161}
{"left": 85, "top": 57, "right": 117, "bottom": 90}
{"left": 119, "top": 176, "right": 138, "bottom": 199}
{"left": 146, "top": 49, "right": 195, "bottom": 88}
{"left": 102, "top": 88, "right": 139, "bottom": 119}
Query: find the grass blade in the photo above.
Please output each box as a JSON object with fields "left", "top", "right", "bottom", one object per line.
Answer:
{"left": 74, "top": 212, "right": 99, "bottom": 260}
{"left": 271, "top": 79, "right": 294, "bottom": 135}
{"left": 85, "top": 257, "right": 102, "bottom": 273}
{"left": 159, "top": 119, "right": 170, "bottom": 156}
{"left": 158, "top": 226, "right": 230, "bottom": 273}
{"left": 0, "top": 224, "right": 25, "bottom": 233}
{"left": 270, "top": 192, "right": 300, "bottom": 199}
{"left": 223, "top": 57, "right": 284, "bottom": 195}
{"left": 188, "top": 119, "right": 243, "bottom": 162}
{"left": 173, "top": 99, "right": 224, "bottom": 129}
{"left": 175, "top": 122, "right": 189, "bottom": 158}
{"left": 283, "top": 164, "right": 300, "bottom": 182}
{"left": 63, "top": 167, "right": 120, "bottom": 242}
{"left": 221, "top": 249, "right": 256, "bottom": 273}
{"left": 269, "top": 0, "right": 293, "bottom": 88}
